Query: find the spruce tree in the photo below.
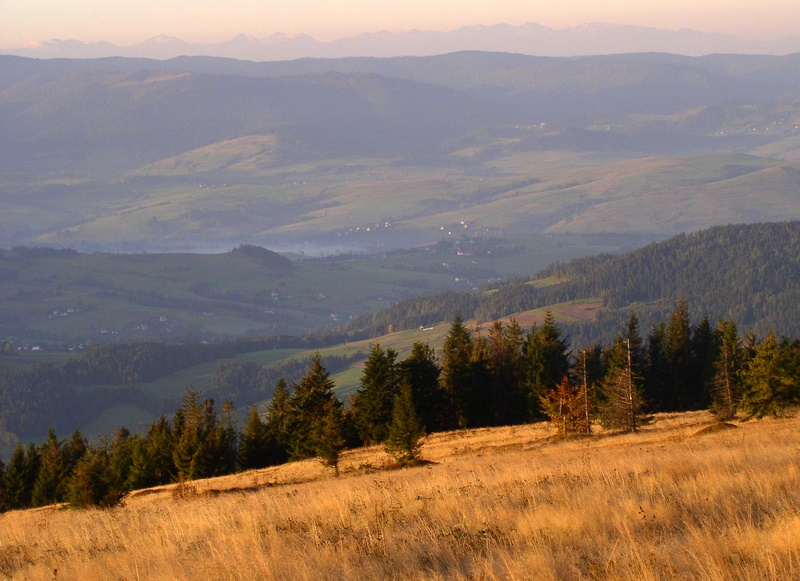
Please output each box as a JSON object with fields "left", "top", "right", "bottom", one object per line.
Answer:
{"left": 3, "top": 444, "right": 29, "bottom": 510}
{"left": 63, "top": 429, "right": 88, "bottom": 474}
{"left": 466, "top": 331, "right": 494, "bottom": 427}
{"left": 67, "top": 445, "right": 124, "bottom": 509}
{"left": 711, "top": 320, "right": 743, "bottom": 420}
{"left": 172, "top": 390, "right": 201, "bottom": 480}
{"left": 664, "top": 299, "right": 694, "bottom": 411}
{"left": 213, "top": 401, "right": 238, "bottom": 476}
{"left": 353, "top": 343, "right": 399, "bottom": 444}
{"left": 108, "top": 427, "right": 133, "bottom": 491}
{"left": 486, "top": 319, "right": 528, "bottom": 426}
{"left": 286, "top": 353, "right": 339, "bottom": 460}
{"left": 32, "top": 428, "right": 68, "bottom": 507}
{"left": 126, "top": 436, "right": 156, "bottom": 490}
{"left": 385, "top": 381, "right": 425, "bottom": 466}
{"left": 690, "top": 315, "right": 715, "bottom": 409}
{"left": 600, "top": 336, "right": 648, "bottom": 432}
{"left": 172, "top": 389, "right": 220, "bottom": 481}
{"left": 238, "top": 406, "right": 269, "bottom": 471}
{"left": 643, "top": 321, "right": 670, "bottom": 411}
{"left": 739, "top": 333, "right": 799, "bottom": 418}
{"left": 316, "top": 402, "right": 346, "bottom": 477}
{"left": 439, "top": 316, "right": 474, "bottom": 429}
{"left": 145, "top": 415, "right": 174, "bottom": 485}
{"left": 3, "top": 443, "right": 40, "bottom": 510}
{"left": 399, "top": 341, "right": 442, "bottom": 433}
{"left": 22, "top": 443, "right": 40, "bottom": 506}
{"left": 265, "top": 378, "right": 291, "bottom": 465}
{"left": 524, "top": 311, "right": 570, "bottom": 419}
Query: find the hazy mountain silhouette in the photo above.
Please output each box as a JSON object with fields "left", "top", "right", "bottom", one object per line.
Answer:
{"left": 5, "top": 22, "right": 800, "bottom": 61}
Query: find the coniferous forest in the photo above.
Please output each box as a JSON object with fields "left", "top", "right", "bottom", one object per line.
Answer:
{"left": 1, "top": 301, "right": 798, "bottom": 511}
{"left": 346, "top": 221, "right": 800, "bottom": 341}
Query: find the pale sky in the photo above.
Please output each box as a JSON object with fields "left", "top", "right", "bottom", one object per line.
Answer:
{"left": 1, "top": 0, "right": 799, "bottom": 48}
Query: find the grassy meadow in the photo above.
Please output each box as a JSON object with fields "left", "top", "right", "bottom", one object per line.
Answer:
{"left": 2, "top": 411, "right": 798, "bottom": 580}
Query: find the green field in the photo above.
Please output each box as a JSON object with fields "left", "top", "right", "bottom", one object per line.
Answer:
{"left": 0, "top": 234, "right": 624, "bottom": 344}
{"left": 5, "top": 145, "right": 800, "bottom": 253}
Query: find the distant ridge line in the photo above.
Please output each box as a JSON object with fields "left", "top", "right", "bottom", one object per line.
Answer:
{"left": 4, "top": 22, "right": 800, "bottom": 60}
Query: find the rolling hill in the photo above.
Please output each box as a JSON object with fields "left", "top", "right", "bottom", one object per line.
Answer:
{"left": 3, "top": 52, "right": 800, "bottom": 253}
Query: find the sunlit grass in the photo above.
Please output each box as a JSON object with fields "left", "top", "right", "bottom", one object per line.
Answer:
{"left": 2, "top": 411, "right": 798, "bottom": 580}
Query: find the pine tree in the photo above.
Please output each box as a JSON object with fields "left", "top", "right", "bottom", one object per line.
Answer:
{"left": 711, "top": 320, "right": 743, "bottom": 420}
{"left": 316, "top": 402, "right": 346, "bottom": 477}
{"left": 643, "top": 321, "right": 670, "bottom": 411}
{"left": 600, "top": 337, "right": 647, "bottom": 432}
{"left": 486, "top": 320, "right": 528, "bottom": 426}
{"left": 145, "top": 415, "right": 174, "bottom": 485}
{"left": 3, "top": 444, "right": 30, "bottom": 510}
{"left": 353, "top": 343, "right": 399, "bottom": 444}
{"left": 664, "top": 299, "right": 694, "bottom": 411}
{"left": 66, "top": 445, "right": 124, "bottom": 509}
{"left": 286, "top": 353, "right": 339, "bottom": 460}
{"left": 439, "top": 317, "right": 474, "bottom": 429}
{"left": 524, "top": 311, "right": 570, "bottom": 419}
{"left": 385, "top": 381, "right": 425, "bottom": 466}
{"left": 237, "top": 406, "right": 269, "bottom": 471}
{"left": 739, "top": 333, "right": 799, "bottom": 418}
{"left": 689, "top": 315, "right": 715, "bottom": 409}
{"left": 32, "top": 428, "right": 68, "bottom": 507}
{"left": 265, "top": 378, "right": 291, "bottom": 465}
{"left": 399, "top": 341, "right": 442, "bottom": 433}
{"left": 213, "top": 401, "right": 238, "bottom": 476}
{"left": 171, "top": 389, "right": 221, "bottom": 481}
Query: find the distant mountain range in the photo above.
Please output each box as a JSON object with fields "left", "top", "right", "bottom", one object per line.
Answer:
{"left": 4, "top": 51, "right": 800, "bottom": 174}
{"left": 4, "top": 22, "right": 800, "bottom": 61}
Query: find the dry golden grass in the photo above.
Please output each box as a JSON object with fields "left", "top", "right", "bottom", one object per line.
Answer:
{"left": 2, "top": 411, "right": 799, "bottom": 580}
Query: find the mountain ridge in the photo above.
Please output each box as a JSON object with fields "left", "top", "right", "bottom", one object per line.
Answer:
{"left": 5, "top": 22, "right": 800, "bottom": 60}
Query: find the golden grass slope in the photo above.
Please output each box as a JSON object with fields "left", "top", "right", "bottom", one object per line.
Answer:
{"left": 2, "top": 411, "right": 799, "bottom": 580}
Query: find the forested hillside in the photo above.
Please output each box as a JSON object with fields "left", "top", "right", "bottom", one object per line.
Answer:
{"left": 349, "top": 221, "right": 800, "bottom": 342}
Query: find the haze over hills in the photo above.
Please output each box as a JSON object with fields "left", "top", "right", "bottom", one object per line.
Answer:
{"left": 2, "top": 51, "right": 800, "bottom": 253}
{"left": 4, "top": 22, "right": 800, "bottom": 60}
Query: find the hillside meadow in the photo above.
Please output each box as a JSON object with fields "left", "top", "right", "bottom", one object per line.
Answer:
{"left": 1, "top": 410, "right": 798, "bottom": 580}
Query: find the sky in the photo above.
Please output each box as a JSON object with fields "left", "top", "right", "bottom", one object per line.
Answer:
{"left": 2, "top": 0, "right": 799, "bottom": 48}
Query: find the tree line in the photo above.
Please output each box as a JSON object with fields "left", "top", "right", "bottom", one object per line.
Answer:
{"left": 2, "top": 300, "right": 798, "bottom": 511}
